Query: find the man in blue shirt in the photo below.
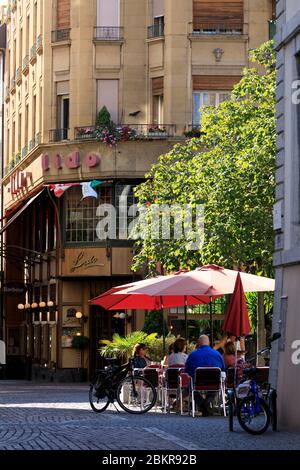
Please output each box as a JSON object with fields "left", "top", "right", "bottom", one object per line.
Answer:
{"left": 185, "top": 335, "right": 225, "bottom": 416}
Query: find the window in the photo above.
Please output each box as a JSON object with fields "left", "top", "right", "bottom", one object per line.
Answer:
{"left": 152, "top": 77, "right": 164, "bottom": 125}
{"left": 97, "top": 0, "right": 120, "bottom": 27}
{"left": 193, "top": 91, "right": 230, "bottom": 125}
{"left": 97, "top": 80, "right": 119, "bottom": 124}
{"left": 115, "top": 184, "right": 137, "bottom": 240}
{"left": 65, "top": 186, "right": 112, "bottom": 243}
{"left": 57, "top": 0, "right": 70, "bottom": 29}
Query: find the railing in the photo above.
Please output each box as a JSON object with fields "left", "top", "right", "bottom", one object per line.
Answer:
{"left": 22, "top": 55, "right": 29, "bottom": 75}
{"left": 49, "top": 128, "right": 69, "bottom": 142}
{"left": 36, "top": 34, "right": 43, "bottom": 54}
{"left": 29, "top": 138, "right": 35, "bottom": 151}
{"left": 15, "top": 153, "right": 21, "bottom": 164}
{"left": 148, "top": 24, "right": 164, "bottom": 39}
{"left": 74, "top": 126, "right": 97, "bottom": 140}
{"left": 16, "top": 66, "right": 22, "bottom": 85}
{"left": 52, "top": 29, "right": 71, "bottom": 42}
{"left": 30, "top": 44, "right": 37, "bottom": 64}
{"left": 21, "top": 145, "right": 28, "bottom": 159}
{"left": 74, "top": 124, "right": 176, "bottom": 140}
{"left": 36, "top": 132, "right": 42, "bottom": 145}
{"left": 269, "top": 20, "right": 276, "bottom": 40}
{"left": 94, "top": 26, "right": 124, "bottom": 40}
{"left": 192, "top": 23, "right": 243, "bottom": 35}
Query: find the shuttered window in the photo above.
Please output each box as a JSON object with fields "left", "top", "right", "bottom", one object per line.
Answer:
{"left": 152, "top": 77, "right": 164, "bottom": 96}
{"left": 193, "top": 75, "right": 240, "bottom": 91}
{"left": 193, "top": 0, "right": 243, "bottom": 32}
{"left": 57, "top": 0, "right": 70, "bottom": 30}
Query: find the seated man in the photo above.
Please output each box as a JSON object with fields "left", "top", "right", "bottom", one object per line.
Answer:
{"left": 185, "top": 335, "right": 225, "bottom": 416}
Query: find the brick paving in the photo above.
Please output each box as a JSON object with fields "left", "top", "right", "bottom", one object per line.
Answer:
{"left": 0, "top": 381, "right": 299, "bottom": 451}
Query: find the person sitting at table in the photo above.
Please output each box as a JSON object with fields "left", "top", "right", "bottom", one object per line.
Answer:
{"left": 168, "top": 338, "right": 188, "bottom": 367}
{"left": 223, "top": 341, "right": 248, "bottom": 381}
{"left": 185, "top": 335, "right": 225, "bottom": 416}
{"left": 162, "top": 342, "right": 174, "bottom": 367}
{"left": 132, "top": 343, "right": 150, "bottom": 369}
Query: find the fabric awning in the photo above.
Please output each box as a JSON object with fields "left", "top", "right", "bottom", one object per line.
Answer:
{"left": 0, "top": 189, "right": 45, "bottom": 235}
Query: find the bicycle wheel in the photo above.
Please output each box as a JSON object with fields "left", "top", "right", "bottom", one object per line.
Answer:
{"left": 116, "top": 375, "right": 157, "bottom": 414}
{"left": 237, "top": 397, "right": 270, "bottom": 435}
{"left": 89, "top": 382, "right": 110, "bottom": 413}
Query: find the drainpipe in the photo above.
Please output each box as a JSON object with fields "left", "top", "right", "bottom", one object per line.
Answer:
{"left": 0, "top": 23, "right": 6, "bottom": 345}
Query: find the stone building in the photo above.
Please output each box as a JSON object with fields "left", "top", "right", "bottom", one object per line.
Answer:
{"left": 1, "top": 0, "right": 274, "bottom": 380}
{"left": 271, "top": 0, "right": 300, "bottom": 430}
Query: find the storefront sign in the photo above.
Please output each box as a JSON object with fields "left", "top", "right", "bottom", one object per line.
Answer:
{"left": 8, "top": 172, "right": 33, "bottom": 195}
{"left": 70, "top": 251, "right": 104, "bottom": 273}
{"left": 3, "top": 282, "right": 28, "bottom": 295}
{"left": 62, "top": 248, "right": 110, "bottom": 276}
{"left": 41, "top": 152, "right": 100, "bottom": 171}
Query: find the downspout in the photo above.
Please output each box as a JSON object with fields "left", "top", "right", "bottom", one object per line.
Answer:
{"left": 0, "top": 26, "right": 6, "bottom": 344}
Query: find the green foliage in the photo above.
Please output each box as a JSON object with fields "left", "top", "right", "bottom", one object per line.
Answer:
{"left": 142, "top": 310, "right": 168, "bottom": 336}
{"left": 99, "top": 331, "right": 158, "bottom": 359}
{"left": 132, "top": 41, "right": 276, "bottom": 276}
{"left": 71, "top": 335, "right": 90, "bottom": 350}
{"left": 96, "top": 106, "right": 111, "bottom": 127}
{"left": 245, "top": 292, "right": 274, "bottom": 334}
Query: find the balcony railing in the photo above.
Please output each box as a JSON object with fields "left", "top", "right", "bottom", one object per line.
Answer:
{"left": 192, "top": 23, "right": 243, "bottom": 35}
{"left": 16, "top": 66, "right": 22, "bottom": 85}
{"left": 50, "top": 128, "right": 69, "bottom": 142}
{"left": 22, "top": 145, "right": 28, "bottom": 159}
{"left": 148, "top": 24, "right": 164, "bottom": 39}
{"left": 36, "top": 34, "right": 43, "bottom": 54}
{"left": 94, "top": 27, "right": 124, "bottom": 40}
{"left": 22, "top": 55, "right": 29, "bottom": 75}
{"left": 75, "top": 126, "right": 97, "bottom": 140}
{"left": 30, "top": 44, "right": 37, "bottom": 64}
{"left": 29, "top": 138, "right": 36, "bottom": 151}
{"left": 52, "top": 29, "right": 71, "bottom": 42}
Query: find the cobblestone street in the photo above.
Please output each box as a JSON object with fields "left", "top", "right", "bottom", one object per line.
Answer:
{"left": 0, "top": 382, "right": 299, "bottom": 451}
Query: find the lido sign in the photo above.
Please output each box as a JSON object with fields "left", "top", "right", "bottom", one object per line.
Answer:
{"left": 41, "top": 152, "right": 100, "bottom": 171}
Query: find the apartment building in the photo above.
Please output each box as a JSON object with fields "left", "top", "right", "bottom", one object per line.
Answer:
{"left": 271, "top": 0, "right": 300, "bottom": 430}
{"left": 1, "top": 0, "right": 274, "bottom": 380}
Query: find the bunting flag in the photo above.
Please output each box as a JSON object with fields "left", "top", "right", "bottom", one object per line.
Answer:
{"left": 81, "top": 182, "right": 99, "bottom": 199}
{"left": 50, "top": 183, "right": 80, "bottom": 198}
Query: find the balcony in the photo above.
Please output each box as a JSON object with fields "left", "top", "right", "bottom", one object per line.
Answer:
{"left": 49, "top": 128, "right": 69, "bottom": 142}
{"left": 75, "top": 124, "right": 176, "bottom": 141}
{"left": 21, "top": 145, "right": 28, "bottom": 159}
{"left": 29, "top": 138, "right": 36, "bottom": 151}
{"left": 15, "top": 153, "right": 21, "bottom": 164}
{"left": 94, "top": 26, "right": 124, "bottom": 41}
{"left": 22, "top": 56, "right": 29, "bottom": 75}
{"left": 148, "top": 24, "right": 164, "bottom": 39}
{"left": 75, "top": 126, "right": 97, "bottom": 140}
{"left": 10, "top": 77, "right": 16, "bottom": 94}
{"left": 5, "top": 86, "right": 10, "bottom": 103}
{"left": 36, "top": 34, "right": 43, "bottom": 54}
{"left": 192, "top": 22, "right": 243, "bottom": 36}
{"left": 29, "top": 44, "right": 37, "bottom": 65}
{"left": 16, "top": 66, "right": 22, "bottom": 86}
{"left": 52, "top": 29, "right": 71, "bottom": 43}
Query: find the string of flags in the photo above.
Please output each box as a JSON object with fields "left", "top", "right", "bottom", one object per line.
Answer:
{"left": 50, "top": 180, "right": 113, "bottom": 199}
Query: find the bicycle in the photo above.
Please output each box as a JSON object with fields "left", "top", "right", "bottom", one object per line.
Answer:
{"left": 89, "top": 358, "right": 157, "bottom": 414}
{"left": 228, "top": 332, "right": 280, "bottom": 435}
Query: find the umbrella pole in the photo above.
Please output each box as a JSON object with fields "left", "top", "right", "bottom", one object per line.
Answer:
{"left": 161, "top": 296, "right": 166, "bottom": 356}
{"left": 234, "top": 338, "right": 238, "bottom": 389}
{"left": 209, "top": 297, "right": 213, "bottom": 344}
{"left": 184, "top": 296, "right": 188, "bottom": 341}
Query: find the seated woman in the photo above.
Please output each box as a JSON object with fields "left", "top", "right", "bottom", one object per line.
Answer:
{"left": 132, "top": 343, "right": 150, "bottom": 369}
{"left": 224, "top": 342, "right": 247, "bottom": 381}
{"left": 168, "top": 338, "right": 188, "bottom": 367}
{"left": 162, "top": 342, "right": 174, "bottom": 368}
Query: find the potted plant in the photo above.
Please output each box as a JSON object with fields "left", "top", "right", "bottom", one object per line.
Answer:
{"left": 95, "top": 106, "right": 120, "bottom": 147}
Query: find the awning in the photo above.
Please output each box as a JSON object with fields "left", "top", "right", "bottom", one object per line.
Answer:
{"left": 0, "top": 189, "right": 45, "bottom": 235}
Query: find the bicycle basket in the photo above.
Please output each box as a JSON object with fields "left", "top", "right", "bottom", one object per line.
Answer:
{"left": 236, "top": 380, "right": 252, "bottom": 399}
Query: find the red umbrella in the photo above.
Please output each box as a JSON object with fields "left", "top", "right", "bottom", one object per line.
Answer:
{"left": 222, "top": 272, "right": 251, "bottom": 338}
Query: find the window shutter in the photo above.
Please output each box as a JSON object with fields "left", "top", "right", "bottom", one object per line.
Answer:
{"left": 152, "top": 77, "right": 164, "bottom": 95}
{"left": 193, "top": 0, "right": 244, "bottom": 29}
{"left": 153, "top": 0, "right": 164, "bottom": 18}
{"left": 57, "top": 0, "right": 70, "bottom": 30}
{"left": 193, "top": 75, "right": 241, "bottom": 90}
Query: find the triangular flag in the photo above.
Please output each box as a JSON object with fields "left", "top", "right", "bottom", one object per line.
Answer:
{"left": 81, "top": 182, "right": 98, "bottom": 199}
{"left": 50, "top": 183, "right": 80, "bottom": 198}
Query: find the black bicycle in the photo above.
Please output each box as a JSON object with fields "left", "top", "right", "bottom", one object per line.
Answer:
{"left": 89, "top": 358, "right": 157, "bottom": 414}
{"left": 228, "top": 332, "right": 280, "bottom": 435}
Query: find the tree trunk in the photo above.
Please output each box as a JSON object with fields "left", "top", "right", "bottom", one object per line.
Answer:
{"left": 257, "top": 292, "right": 266, "bottom": 366}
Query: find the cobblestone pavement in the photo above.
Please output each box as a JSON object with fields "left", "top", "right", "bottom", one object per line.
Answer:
{"left": 0, "top": 381, "right": 299, "bottom": 451}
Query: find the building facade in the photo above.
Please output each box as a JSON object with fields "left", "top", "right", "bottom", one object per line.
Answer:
{"left": 271, "top": 0, "right": 300, "bottom": 430}
{"left": 1, "top": 0, "right": 274, "bottom": 380}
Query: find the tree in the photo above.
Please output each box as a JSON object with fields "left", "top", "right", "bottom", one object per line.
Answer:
{"left": 132, "top": 41, "right": 276, "bottom": 276}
